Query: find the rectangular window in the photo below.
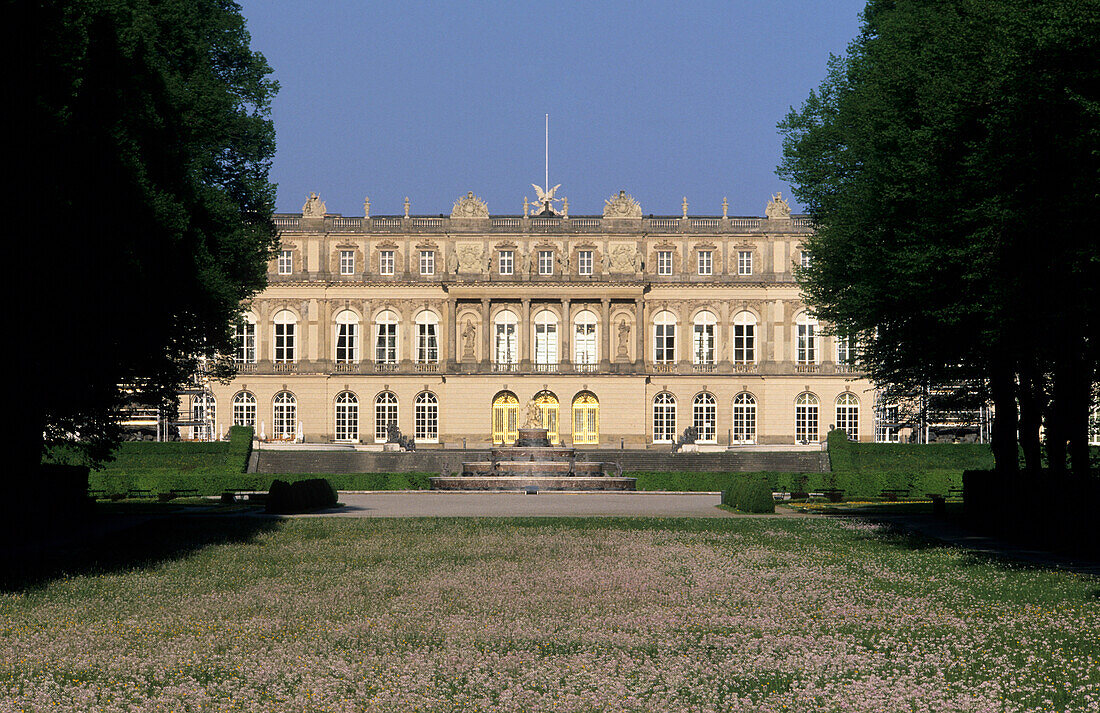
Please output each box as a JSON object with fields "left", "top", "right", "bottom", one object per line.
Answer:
{"left": 335, "top": 323, "right": 358, "bottom": 363}
{"left": 534, "top": 322, "right": 558, "bottom": 364}
{"left": 417, "top": 323, "right": 438, "bottom": 363}
{"left": 655, "top": 324, "right": 675, "bottom": 363}
{"left": 538, "top": 250, "right": 553, "bottom": 275}
{"left": 797, "top": 323, "right": 817, "bottom": 364}
{"left": 738, "top": 250, "right": 753, "bottom": 275}
{"left": 574, "top": 323, "right": 596, "bottom": 365}
{"left": 692, "top": 324, "right": 715, "bottom": 364}
{"left": 657, "top": 250, "right": 673, "bottom": 276}
{"left": 733, "top": 323, "right": 754, "bottom": 364}
{"left": 420, "top": 250, "right": 434, "bottom": 276}
{"left": 498, "top": 250, "right": 513, "bottom": 275}
{"left": 274, "top": 323, "right": 295, "bottom": 363}
{"left": 578, "top": 250, "right": 593, "bottom": 275}
{"left": 339, "top": 250, "right": 355, "bottom": 275}
{"left": 697, "top": 250, "right": 712, "bottom": 276}
{"left": 234, "top": 321, "right": 256, "bottom": 364}
{"left": 379, "top": 250, "right": 395, "bottom": 275}
{"left": 876, "top": 404, "right": 900, "bottom": 443}
{"left": 836, "top": 336, "right": 852, "bottom": 364}
{"left": 375, "top": 324, "right": 397, "bottom": 363}
{"left": 278, "top": 249, "right": 292, "bottom": 275}
{"left": 495, "top": 323, "right": 517, "bottom": 364}
{"left": 800, "top": 251, "right": 812, "bottom": 269}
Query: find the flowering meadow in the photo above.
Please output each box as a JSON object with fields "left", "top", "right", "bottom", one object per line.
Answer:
{"left": 2, "top": 516, "right": 1098, "bottom": 712}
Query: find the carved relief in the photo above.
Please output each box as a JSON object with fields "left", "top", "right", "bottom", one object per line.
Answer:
{"left": 765, "top": 192, "right": 791, "bottom": 220}
{"left": 608, "top": 243, "right": 641, "bottom": 272}
{"left": 302, "top": 192, "right": 326, "bottom": 218}
{"left": 603, "top": 190, "right": 642, "bottom": 219}
{"left": 455, "top": 243, "right": 485, "bottom": 272}
{"left": 451, "top": 191, "right": 489, "bottom": 219}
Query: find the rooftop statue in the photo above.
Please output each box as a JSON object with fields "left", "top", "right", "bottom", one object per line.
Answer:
{"left": 531, "top": 183, "right": 562, "bottom": 216}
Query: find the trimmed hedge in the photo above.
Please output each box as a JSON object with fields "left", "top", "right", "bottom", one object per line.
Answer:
{"left": 632, "top": 468, "right": 963, "bottom": 499}
{"left": 721, "top": 479, "right": 775, "bottom": 513}
{"left": 827, "top": 429, "right": 993, "bottom": 473}
{"left": 266, "top": 478, "right": 339, "bottom": 514}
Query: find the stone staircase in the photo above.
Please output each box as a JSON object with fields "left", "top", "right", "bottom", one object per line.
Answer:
{"left": 255, "top": 448, "right": 828, "bottom": 475}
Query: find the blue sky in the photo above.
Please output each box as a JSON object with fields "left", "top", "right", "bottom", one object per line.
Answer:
{"left": 236, "top": 1, "right": 867, "bottom": 216}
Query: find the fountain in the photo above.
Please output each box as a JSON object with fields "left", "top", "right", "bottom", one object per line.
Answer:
{"left": 429, "top": 401, "right": 635, "bottom": 491}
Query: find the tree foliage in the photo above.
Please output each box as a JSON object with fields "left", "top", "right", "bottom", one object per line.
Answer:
{"left": 778, "top": 0, "right": 1100, "bottom": 475}
{"left": 13, "top": 0, "right": 278, "bottom": 469}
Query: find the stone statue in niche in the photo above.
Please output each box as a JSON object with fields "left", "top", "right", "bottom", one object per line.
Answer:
{"left": 302, "top": 192, "right": 326, "bottom": 218}
{"left": 519, "top": 251, "right": 531, "bottom": 276}
{"left": 617, "top": 319, "right": 630, "bottom": 358}
{"left": 447, "top": 250, "right": 459, "bottom": 274}
{"left": 461, "top": 319, "right": 476, "bottom": 358}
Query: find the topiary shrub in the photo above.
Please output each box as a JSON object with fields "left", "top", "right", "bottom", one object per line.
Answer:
{"left": 721, "top": 478, "right": 775, "bottom": 513}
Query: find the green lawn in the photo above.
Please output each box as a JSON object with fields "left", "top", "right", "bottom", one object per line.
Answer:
{"left": 3, "top": 517, "right": 1097, "bottom": 712}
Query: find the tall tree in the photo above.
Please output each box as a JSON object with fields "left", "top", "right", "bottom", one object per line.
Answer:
{"left": 778, "top": 0, "right": 1099, "bottom": 475}
{"left": 11, "top": 0, "right": 278, "bottom": 472}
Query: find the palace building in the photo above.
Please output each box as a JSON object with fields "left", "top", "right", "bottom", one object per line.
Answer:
{"left": 185, "top": 189, "right": 874, "bottom": 447}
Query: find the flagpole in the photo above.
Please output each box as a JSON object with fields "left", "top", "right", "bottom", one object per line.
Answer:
{"left": 545, "top": 113, "right": 549, "bottom": 192}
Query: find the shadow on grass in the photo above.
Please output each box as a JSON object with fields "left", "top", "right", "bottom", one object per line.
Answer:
{"left": 822, "top": 510, "right": 1100, "bottom": 576}
{"left": 1, "top": 514, "right": 282, "bottom": 593}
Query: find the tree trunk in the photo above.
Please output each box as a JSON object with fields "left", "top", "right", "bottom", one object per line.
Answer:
{"left": 989, "top": 359, "right": 1019, "bottom": 476}
{"left": 1045, "top": 364, "right": 1067, "bottom": 477}
{"left": 1018, "top": 364, "right": 1044, "bottom": 473}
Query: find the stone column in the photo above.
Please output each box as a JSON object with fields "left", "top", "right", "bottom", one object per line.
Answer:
{"left": 634, "top": 298, "right": 645, "bottom": 369}
{"left": 600, "top": 298, "right": 611, "bottom": 368}
{"left": 718, "top": 300, "right": 731, "bottom": 368}
{"left": 481, "top": 299, "right": 491, "bottom": 369}
{"left": 362, "top": 300, "right": 373, "bottom": 368}
{"left": 520, "top": 298, "right": 532, "bottom": 369}
{"left": 443, "top": 298, "right": 455, "bottom": 368}
{"left": 561, "top": 298, "right": 572, "bottom": 366}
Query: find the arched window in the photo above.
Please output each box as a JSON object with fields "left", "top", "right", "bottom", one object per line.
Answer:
{"left": 335, "top": 310, "right": 359, "bottom": 364}
{"left": 572, "top": 392, "right": 599, "bottom": 445}
{"left": 693, "top": 392, "right": 716, "bottom": 443}
{"left": 733, "top": 312, "right": 756, "bottom": 365}
{"left": 234, "top": 313, "right": 256, "bottom": 364}
{"left": 273, "top": 391, "right": 297, "bottom": 440}
{"left": 335, "top": 391, "right": 359, "bottom": 442}
{"left": 692, "top": 311, "right": 717, "bottom": 365}
{"left": 795, "top": 392, "right": 820, "bottom": 443}
{"left": 374, "top": 391, "right": 398, "bottom": 442}
{"left": 573, "top": 310, "right": 598, "bottom": 368}
{"left": 654, "top": 310, "right": 677, "bottom": 364}
{"left": 653, "top": 392, "right": 677, "bottom": 444}
{"left": 796, "top": 315, "right": 818, "bottom": 365}
{"left": 836, "top": 393, "right": 859, "bottom": 441}
{"left": 533, "top": 310, "right": 559, "bottom": 367}
{"left": 190, "top": 393, "right": 215, "bottom": 441}
{"left": 375, "top": 310, "right": 398, "bottom": 365}
{"left": 492, "top": 391, "right": 519, "bottom": 444}
{"left": 414, "top": 392, "right": 438, "bottom": 442}
{"left": 494, "top": 310, "right": 518, "bottom": 365}
{"left": 232, "top": 391, "right": 256, "bottom": 428}
{"left": 415, "top": 311, "right": 439, "bottom": 364}
{"left": 535, "top": 391, "right": 560, "bottom": 444}
{"left": 732, "top": 393, "right": 757, "bottom": 444}
{"left": 273, "top": 310, "right": 297, "bottom": 363}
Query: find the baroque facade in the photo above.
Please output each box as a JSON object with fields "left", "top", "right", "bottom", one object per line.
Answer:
{"left": 188, "top": 190, "right": 874, "bottom": 447}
